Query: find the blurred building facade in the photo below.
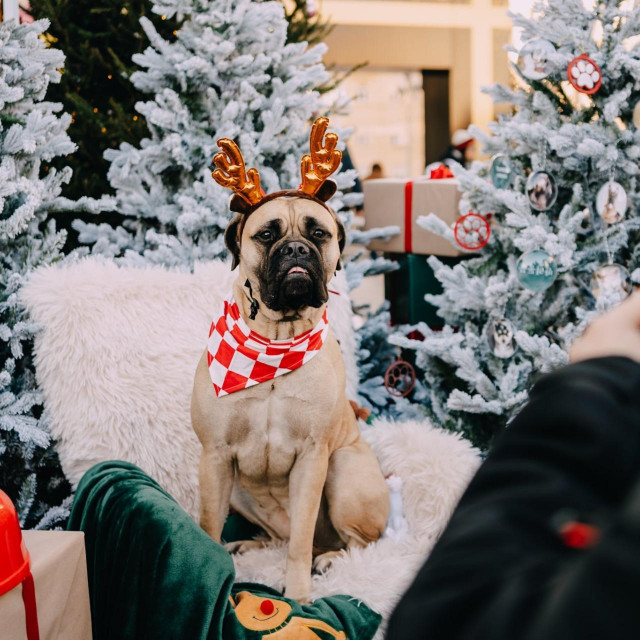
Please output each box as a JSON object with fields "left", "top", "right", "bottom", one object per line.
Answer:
{"left": 320, "top": 0, "right": 517, "bottom": 178}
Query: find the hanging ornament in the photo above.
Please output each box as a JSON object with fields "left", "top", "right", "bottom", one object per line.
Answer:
{"left": 633, "top": 101, "right": 640, "bottom": 128}
{"left": 590, "top": 264, "right": 631, "bottom": 302}
{"left": 487, "top": 319, "right": 517, "bottom": 359}
{"left": 596, "top": 180, "right": 627, "bottom": 224}
{"left": 384, "top": 360, "right": 416, "bottom": 398}
{"left": 526, "top": 171, "right": 558, "bottom": 211}
{"left": 454, "top": 213, "right": 491, "bottom": 251}
{"left": 517, "top": 249, "right": 558, "bottom": 292}
{"left": 577, "top": 207, "right": 593, "bottom": 234}
{"left": 489, "top": 154, "right": 513, "bottom": 189}
{"left": 567, "top": 54, "right": 602, "bottom": 95}
{"left": 518, "top": 39, "right": 556, "bottom": 81}
{"left": 306, "top": 0, "right": 319, "bottom": 17}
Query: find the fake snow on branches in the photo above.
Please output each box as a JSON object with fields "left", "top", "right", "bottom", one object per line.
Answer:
{"left": 73, "top": 0, "right": 367, "bottom": 267}
{"left": 401, "top": 0, "right": 640, "bottom": 450}
{"left": 73, "top": 0, "right": 399, "bottom": 414}
{"left": 0, "top": 17, "right": 111, "bottom": 527}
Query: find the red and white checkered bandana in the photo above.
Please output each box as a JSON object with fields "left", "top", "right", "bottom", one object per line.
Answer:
{"left": 207, "top": 298, "right": 329, "bottom": 397}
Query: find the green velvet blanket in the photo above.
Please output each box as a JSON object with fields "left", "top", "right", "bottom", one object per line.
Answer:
{"left": 68, "top": 461, "right": 381, "bottom": 640}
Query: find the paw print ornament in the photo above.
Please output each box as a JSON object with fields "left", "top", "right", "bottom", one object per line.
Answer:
{"left": 568, "top": 54, "right": 602, "bottom": 95}
{"left": 384, "top": 360, "right": 416, "bottom": 398}
{"left": 454, "top": 213, "right": 491, "bottom": 251}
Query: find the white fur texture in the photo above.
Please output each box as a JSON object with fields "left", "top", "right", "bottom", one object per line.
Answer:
{"left": 20, "top": 257, "right": 357, "bottom": 518}
{"left": 21, "top": 257, "right": 482, "bottom": 633}
{"left": 232, "top": 418, "right": 481, "bottom": 637}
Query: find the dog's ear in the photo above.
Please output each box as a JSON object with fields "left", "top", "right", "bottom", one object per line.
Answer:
{"left": 230, "top": 194, "right": 253, "bottom": 215}
{"left": 224, "top": 214, "right": 244, "bottom": 270}
{"left": 315, "top": 180, "right": 337, "bottom": 203}
{"left": 334, "top": 214, "right": 346, "bottom": 271}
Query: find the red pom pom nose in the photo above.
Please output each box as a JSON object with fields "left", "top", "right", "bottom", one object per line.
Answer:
{"left": 260, "top": 599, "right": 275, "bottom": 616}
{"left": 560, "top": 521, "right": 601, "bottom": 549}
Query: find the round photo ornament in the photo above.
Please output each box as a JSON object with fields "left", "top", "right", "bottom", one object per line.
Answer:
{"left": 487, "top": 318, "right": 517, "bottom": 360}
{"left": 518, "top": 39, "right": 556, "bottom": 81}
{"left": 526, "top": 171, "right": 558, "bottom": 211}
{"left": 490, "top": 154, "right": 513, "bottom": 189}
{"left": 596, "top": 180, "right": 627, "bottom": 224}
{"left": 567, "top": 54, "right": 602, "bottom": 95}
{"left": 517, "top": 249, "right": 558, "bottom": 292}
{"left": 454, "top": 213, "right": 491, "bottom": 251}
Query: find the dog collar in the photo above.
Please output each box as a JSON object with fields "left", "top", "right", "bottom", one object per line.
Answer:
{"left": 207, "top": 297, "right": 329, "bottom": 397}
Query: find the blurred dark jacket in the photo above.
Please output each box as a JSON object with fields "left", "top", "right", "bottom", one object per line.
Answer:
{"left": 387, "top": 356, "right": 640, "bottom": 640}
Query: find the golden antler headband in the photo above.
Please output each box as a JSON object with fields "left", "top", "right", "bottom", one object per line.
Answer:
{"left": 212, "top": 139, "right": 263, "bottom": 207}
{"left": 212, "top": 117, "right": 342, "bottom": 213}
{"left": 300, "top": 117, "right": 342, "bottom": 197}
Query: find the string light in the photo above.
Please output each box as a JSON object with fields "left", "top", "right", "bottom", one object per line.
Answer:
{"left": 121, "top": 7, "right": 128, "bottom": 14}
{"left": 133, "top": 115, "right": 138, "bottom": 121}
{"left": 107, "top": 74, "right": 113, "bottom": 80}
{"left": 93, "top": 107, "right": 98, "bottom": 113}
{"left": 101, "top": 127, "right": 107, "bottom": 133}
{"left": 161, "top": 15, "right": 167, "bottom": 20}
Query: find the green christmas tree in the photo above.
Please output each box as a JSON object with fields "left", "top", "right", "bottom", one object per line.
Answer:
{"left": 284, "top": 0, "right": 332, "bottom": 47}
{"left": 27, "top": 0, "right": 178, "bottom": 202}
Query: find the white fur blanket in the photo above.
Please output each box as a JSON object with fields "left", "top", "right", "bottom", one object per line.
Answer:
{"left": 21, "top": 257, "right": 481, "bottom": 635}
{"left": 21, "top": 258, "right": 357, "bottom": 518}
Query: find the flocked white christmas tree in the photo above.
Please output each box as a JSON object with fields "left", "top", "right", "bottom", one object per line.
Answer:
{"left": 73, "top": 0, "right": 370, "bottom": 267}
{"left": 1, "top": 16, "right": 111, "bottom": 525}
{"left": 395, "top": 0, "right": 640, "bottom": 449}
{"left": 72, "top": 0, "right": 400, "bottom": 413}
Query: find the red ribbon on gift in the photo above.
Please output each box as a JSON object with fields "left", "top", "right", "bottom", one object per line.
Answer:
{"left": 404, "top": 181, "right": 413, "bottom": 253}
{"left": 429, "top": 165, "right": 454, "bottom": 180}
{"left": 22, "top": 572, "right": 40, "bottom": 640}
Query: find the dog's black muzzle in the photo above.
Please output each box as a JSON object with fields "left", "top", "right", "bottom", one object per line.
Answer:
{"left": 260, "top": 239, "right": 328, "bottom": 312}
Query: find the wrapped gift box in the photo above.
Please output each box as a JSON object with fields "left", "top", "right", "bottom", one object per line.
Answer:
{"left": 362, "top": 177, "right": 464, "bottom": 256}
{"left": 385, "top": 252, "right": 468, "bottom": 327}
{"left": 2, "top": 531, "right": 92, "bottom": 640}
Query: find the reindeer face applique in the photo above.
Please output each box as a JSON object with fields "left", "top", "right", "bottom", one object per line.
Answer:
{"left": 231, "top": 591, "right": 347, "bottom": 640}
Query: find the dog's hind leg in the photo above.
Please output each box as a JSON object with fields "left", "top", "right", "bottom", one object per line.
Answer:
{"left": 324, "top": 439, "right": 390, "bottom": 550}
{"left": 312, "top": 550, "right": 345, "bottom": 573}
{"left": 224, "top": 539, "right": 270, "bottom": 554}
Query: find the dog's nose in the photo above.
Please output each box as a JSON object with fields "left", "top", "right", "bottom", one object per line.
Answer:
{"left": 281, "top": 241, "right": 309, "bottom": 257}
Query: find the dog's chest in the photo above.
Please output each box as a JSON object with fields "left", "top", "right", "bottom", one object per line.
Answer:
{"left": 225, "top": 340, "right": 343, "bottom": 481}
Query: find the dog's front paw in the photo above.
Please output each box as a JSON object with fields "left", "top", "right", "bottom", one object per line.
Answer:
{"left": 284, "top": 574, "right": 312, "bottom": 604}
{"left": 284, "top": 588, "right": 312, "bottom": 605}
{"left": 224, "top": 539, "right": 268, "bottom": 554}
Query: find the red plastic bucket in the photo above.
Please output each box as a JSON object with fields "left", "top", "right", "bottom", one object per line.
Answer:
{"left": 0, "top": 489, "right": 30, "bottom": 595}
{"left": 0, "top": 489, "right": 39, "bottom": 640}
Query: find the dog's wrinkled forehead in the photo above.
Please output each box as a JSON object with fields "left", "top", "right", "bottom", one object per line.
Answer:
{"left": 242, "top": 197, "right": 338, "bottom": 239}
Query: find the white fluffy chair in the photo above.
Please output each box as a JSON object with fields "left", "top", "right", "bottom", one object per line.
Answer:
{"left": 21, "top": 257, "right": 481, "bottom": 638}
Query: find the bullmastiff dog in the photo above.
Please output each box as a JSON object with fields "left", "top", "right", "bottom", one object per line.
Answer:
{"left": 191, "top": 118, "right": 390, "bottom": 602}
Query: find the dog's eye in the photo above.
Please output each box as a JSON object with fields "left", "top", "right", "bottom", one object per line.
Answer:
{"left": 312, "top": 229, "right": 326, "bottom": 239}
{"left": 259, "top": 230, "right": 273, "bottom": 241}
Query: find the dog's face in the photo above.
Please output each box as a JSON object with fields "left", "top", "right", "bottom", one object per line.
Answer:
{"left": 225, "top": 197, "right": 345, "bottom": 314}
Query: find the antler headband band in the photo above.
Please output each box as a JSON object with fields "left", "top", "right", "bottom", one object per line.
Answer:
{"left": 212, "top": 117, "right": 342, "bottom": 213}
